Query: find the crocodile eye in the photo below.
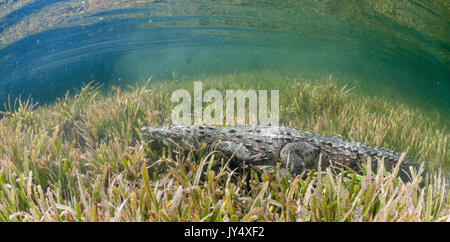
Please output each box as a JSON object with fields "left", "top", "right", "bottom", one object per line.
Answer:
{"left": 228, "top": 129, "right": 237, "bottom": 134}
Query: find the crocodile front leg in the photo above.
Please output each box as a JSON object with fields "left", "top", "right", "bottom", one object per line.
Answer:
{"left": 280, "top": 142, "right": 320, "bottom": 173}
{"left": 215, "top": 141, "right": 252, "bottom": 161}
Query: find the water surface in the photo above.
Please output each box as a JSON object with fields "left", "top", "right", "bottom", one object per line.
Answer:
{"left": 0, "top": 0, "right": 448, "bottom": 116}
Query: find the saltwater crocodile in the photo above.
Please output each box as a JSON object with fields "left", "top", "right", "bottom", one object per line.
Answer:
{"left": 140, "top": 125, "right": 421, "bottom": 181}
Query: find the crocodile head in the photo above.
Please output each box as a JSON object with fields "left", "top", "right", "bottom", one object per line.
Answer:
{"left": 140, "top": 126, "right": 169, "bottom": 140}
{"left": 140, "top": 125, "right": 193, "bottom": 147}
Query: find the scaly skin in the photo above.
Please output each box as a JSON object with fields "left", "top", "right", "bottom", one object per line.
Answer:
{"left": 140, "top": 125, "right": 421, "bottom": 181}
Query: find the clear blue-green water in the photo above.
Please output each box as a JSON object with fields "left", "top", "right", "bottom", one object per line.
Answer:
{"left": 0, "top": 0, "right": 448, "bottom": 117}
